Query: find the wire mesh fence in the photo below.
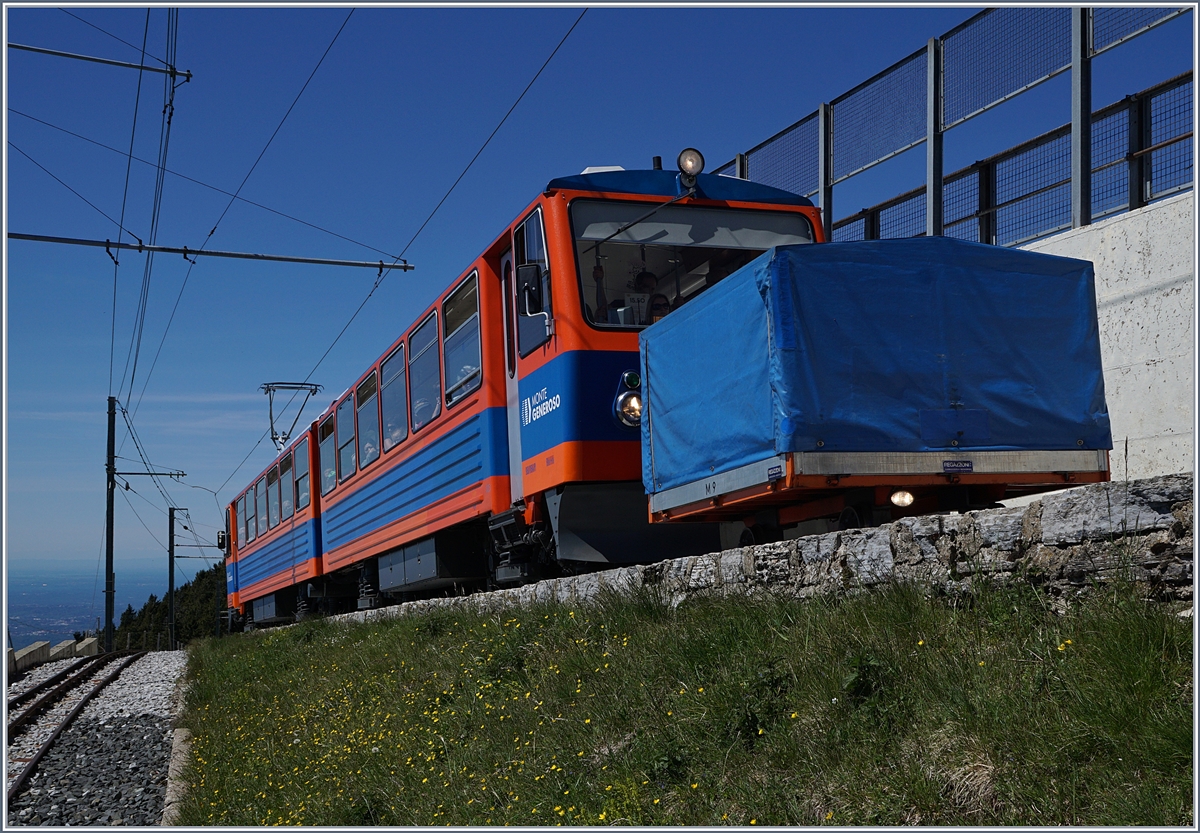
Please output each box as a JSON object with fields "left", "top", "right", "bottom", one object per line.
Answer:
{"left": 831, "top": 49, "right": 927, "bottom": 182}
{"left": 828, "top": 72, "right": 1192, "bottom": 246}
{"left": 746, "top": 113, "right": 819, "bottom": 197}
{"left": 715, "top": 8, "right": 1190, "bottom": 247}
{"left": 1149, "top": 78, "right": 1194, "bottom": 200}
{"left": 942, "top": 7, "right": 1072, "bottom": 129}
{"left": 1093, "top": 7, "right": 1186, "bottom": 54}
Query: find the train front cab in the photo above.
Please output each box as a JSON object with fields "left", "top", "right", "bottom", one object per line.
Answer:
{"left": 226, "top": 427, "right": 321, "bottom": 625}
{"left": 488, "top": 167, "right": 827, "bottom": 582}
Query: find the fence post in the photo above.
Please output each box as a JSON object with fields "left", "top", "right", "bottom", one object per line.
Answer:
{"left": 1127, "top": 93, "right": 1150, "bottom": 211}
{"left": 1071, "top": 6, "right": 1093, "bottom": 228}
{"left": 818, "top": 102, "right": 834, "bottom": 240}
{"left": 978, "top": 160, "right": 997, "bottom": 245}
{"left": 926, "top": 37, "right": 944, "bottom": 237}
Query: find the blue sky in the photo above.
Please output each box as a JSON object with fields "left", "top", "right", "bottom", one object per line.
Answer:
{"left": 4, "top": 6, "right": 1193, "bottom": 638}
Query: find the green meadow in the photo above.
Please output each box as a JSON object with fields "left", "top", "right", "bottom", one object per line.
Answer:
{"left": 176, "top": 580, "right": 1192, "bottom": 826}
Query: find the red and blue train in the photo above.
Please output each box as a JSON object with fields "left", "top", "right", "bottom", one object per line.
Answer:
{"left": 223, "top": 151, "right": 827, "bottom": 623}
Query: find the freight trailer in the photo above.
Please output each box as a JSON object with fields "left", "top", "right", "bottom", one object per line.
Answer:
{"left": 639, "top": 237, "right": 1112, "bottom": 543}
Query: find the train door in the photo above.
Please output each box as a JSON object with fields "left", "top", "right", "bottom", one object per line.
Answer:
{"left": 499, "top": 248, "right": 523, "bottom": 505}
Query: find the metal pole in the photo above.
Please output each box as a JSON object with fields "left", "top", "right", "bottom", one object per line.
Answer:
{"left": 926, "top": 37, "right": 944, "bottom": 237}
{"left": 7, "top": 43, "right": 192, "bottom": 80}
{"left": 104, "top": 396, "right": 116, "bottom": 653}
{"left": 817, "top": 102, "right": 834, "bottom": 241}
{"left": 1071, "top": 7, "right": 1093, "bottom": 228}
{"left": 168, "top": 508, "right": 176, "bottom": 651}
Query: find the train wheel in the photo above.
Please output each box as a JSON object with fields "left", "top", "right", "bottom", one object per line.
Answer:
{"left": 739, "top": 524, "right": 782, "bottom": 546}
{"left": 836, "top": 506, "right": 862, "bottom": 530}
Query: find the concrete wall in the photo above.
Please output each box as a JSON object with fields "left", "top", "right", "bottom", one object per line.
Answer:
{"left": 334, "top": 474, "right": 1192, "bottom": 629}
{"left": 13, "top": 641, "right": 50, "bottom": 672}
{"left": 1021, "top": 193, "right": 1195, "bottom": 480}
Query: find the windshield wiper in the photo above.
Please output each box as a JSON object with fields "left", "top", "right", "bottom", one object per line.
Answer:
{"left": 581, "top": 186, "right": 696, "bottom": 258}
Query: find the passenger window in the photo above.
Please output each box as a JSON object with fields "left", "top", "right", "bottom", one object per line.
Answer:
{"left": 337, "top": 397, "right": 356, "bottom": 481}
{"left": 444, "top": 274, "right": 481, "bottom": 405}
{"left": 515, "top": 209, "right": 552, "bottom": 356}
{"left": 319, "top": 417, "right": 336, "bottom": 495}
{"left": 294, "top": 438, "right": 311, "bottom": 510}
{"left": 381, "top": 345, "right": 407, "bottom": 451}
{"left": 409, "top": 313, "right": 441, "bottom": 432}
{"left": 267, "top": 466, "right": 281, "bottom": 529}
{"left": 357, "top": 373, "right": 381, "bottom": 468}
{"left": 255, "top": 477, "right": 268, "bottom": 537}
{"left": 279, "top": 454, "right": 294, "bottom": 520}
{"left": 240, "top": 494, "right": 253, "bottom": 543}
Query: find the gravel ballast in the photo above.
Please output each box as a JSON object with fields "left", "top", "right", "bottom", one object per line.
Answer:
{"left": 7, "top": 651, "right": 188, "bottom": 827}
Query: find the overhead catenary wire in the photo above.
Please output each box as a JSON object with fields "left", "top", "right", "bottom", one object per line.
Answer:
{"left": 58, "top": 8, "right": 170, "bottom": 67}
{"left": 117, "top": 487, "right": 166, "bottom": 550}
{"left": 127, "top": 10, "right": 356, "bottom": 424}
{"left": 109, "top": 10, "right": 152, "bottom": 398}
{"left": 7, "top": 142, "right": 144, "bottom": 242}
{"left": 118, "top": 10, "right": 180, "bottom": 407}
{"left": 395, "top": 7, "right": 587, "bottom": 262}
{"left": 212, "top": 8, "right": 595, "bottom": 508}
{"left": 9, "top": 108, "right": 402, "bottom": 259}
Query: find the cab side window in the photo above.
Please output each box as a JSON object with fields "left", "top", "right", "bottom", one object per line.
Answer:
{"left": 515, "top": 209, "right": 552, "bottom": 357}
{"left": 294, "top": 438, "right": 311, "bottom": 510}
{"left": 381, "top": 345, "right": 407, "bottom": 451}
{"left": 357, "top": 373, "right": 381, "bottom": 468}
{"left": 319, "top": 417, "right": 336, "bottom": 495}
{"left": 409, "top": 313, "right": 441, "bottom": 432}
{"left": 336, "top": 397, "right": 356, "bottom": 482}
{"left": 443, "top": 274, "right": 481, "bottom": 406}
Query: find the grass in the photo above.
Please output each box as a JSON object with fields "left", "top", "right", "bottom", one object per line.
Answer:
{"left": 175, "top": 580, "right": 1192, "bottom": 826}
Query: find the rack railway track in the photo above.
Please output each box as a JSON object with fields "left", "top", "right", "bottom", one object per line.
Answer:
{"left": 6, "top": 652, "right": 145, "bottom": 802}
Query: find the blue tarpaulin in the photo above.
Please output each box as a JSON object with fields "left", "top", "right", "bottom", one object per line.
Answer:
{"left": 640, "top": 237, "right": 1112, "bottom": 494}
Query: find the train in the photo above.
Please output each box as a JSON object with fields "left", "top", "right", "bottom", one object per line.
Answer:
{"left": 220, "top": 149, "right": 1111, "bottom": 626}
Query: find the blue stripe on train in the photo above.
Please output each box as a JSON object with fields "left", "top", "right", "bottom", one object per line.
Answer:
{"left": 235, "top": 517, "right": 321, "bottom": 591}
{"left": 323, "top": 406, "right": 508, "bottom": 552}
{"left": 518, "top": 350, "right": 642, "bottom": 459}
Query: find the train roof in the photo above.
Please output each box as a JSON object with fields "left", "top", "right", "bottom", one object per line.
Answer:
{"left": 544, "top": 169, "right": 814, "bottom": 207}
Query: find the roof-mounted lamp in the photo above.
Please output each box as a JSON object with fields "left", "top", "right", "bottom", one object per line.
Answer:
{"left": 677, "top": 148, "right": 705, "bottom": 189}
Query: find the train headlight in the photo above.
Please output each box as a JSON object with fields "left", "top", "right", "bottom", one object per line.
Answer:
{"left": 615, "top": 390, "right": 643, "bottom": 427}
{"left": 622, "top": 370, "right": 640, "bottom": 389}
{"left": 890, "top": 489, "right": 915, "bottom": 508}
{"left": 677, "top": 148, "right": 705, "bottom": 188}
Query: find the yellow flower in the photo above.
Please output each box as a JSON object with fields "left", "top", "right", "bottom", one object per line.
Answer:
{"left": 825, "top": 810, "right": 834, "bottom": 820}
{"left": 978, "top": 661, "right": 985, "bottom": 666}
{"left": 917, "top": 639, "right": 924, "bottom": 646}
{"left": 1058, "top": 643, "right": 1066, "bottom": 652}
{"left": 691, "top": 783, "right": 698, "bottom": 789}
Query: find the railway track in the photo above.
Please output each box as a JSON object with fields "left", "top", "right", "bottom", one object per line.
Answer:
{"left": 6, "top": 652, "right": 145, "bottom": 802}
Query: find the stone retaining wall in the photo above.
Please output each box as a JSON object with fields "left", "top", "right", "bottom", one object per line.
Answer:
{"left": 338, "top": 474, "right": 1193, "bottom": 628}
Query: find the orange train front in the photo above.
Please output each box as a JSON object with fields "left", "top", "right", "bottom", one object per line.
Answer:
{"left": 224, "top": 152, "right": 826, "bottom": 623}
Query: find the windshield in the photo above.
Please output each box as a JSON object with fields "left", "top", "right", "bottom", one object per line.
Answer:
{"left": 571, "top": 199, "right": 813, "bottom": 328}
